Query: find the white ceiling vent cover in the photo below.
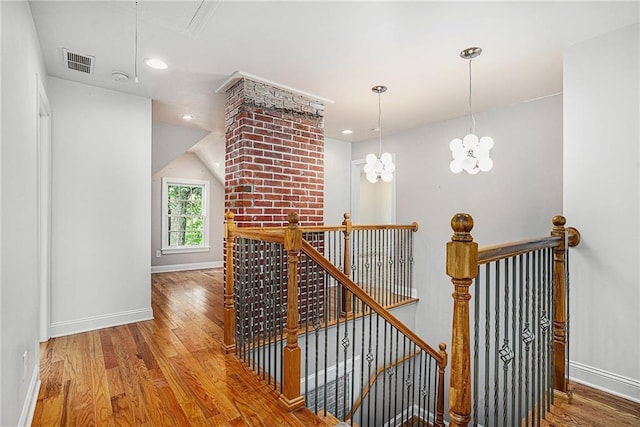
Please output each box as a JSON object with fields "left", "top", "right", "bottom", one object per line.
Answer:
{"left": 63, "top": 48, "right": 94, "bottom": 74}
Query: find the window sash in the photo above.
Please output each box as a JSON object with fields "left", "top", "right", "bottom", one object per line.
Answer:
{"left": 161, "top": 177, "right": 210, "bottom": 253}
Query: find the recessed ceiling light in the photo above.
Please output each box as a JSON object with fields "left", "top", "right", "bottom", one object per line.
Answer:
{"left": 341, "top": 129, "right": 353, "bottom": 135}
{"left": 145, "top": 58, "right": 168, "bottom": 70}
{"left": 214, "top": 162, "right": 221, "bottom": 168}
{"left": 182, "top": 114, "right": 194, "bottom": 121}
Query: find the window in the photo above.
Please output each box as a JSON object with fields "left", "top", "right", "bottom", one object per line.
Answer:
{"left": 161, "top": 177, "right": 209, "bottom": 254}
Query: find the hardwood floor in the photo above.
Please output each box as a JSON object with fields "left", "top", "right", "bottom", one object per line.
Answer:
{"left": 33, "top": 268, "right": 640, "bottom": 426}
{"left": 542, "top": 383, "right": 640, "bottom": 427}
{"left": 32, "top": 269, "right": 323, "bottom": 426}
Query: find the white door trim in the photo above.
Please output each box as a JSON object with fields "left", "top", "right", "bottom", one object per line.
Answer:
{"left": 37, "top": 74, "right": 52, "bottom": 342}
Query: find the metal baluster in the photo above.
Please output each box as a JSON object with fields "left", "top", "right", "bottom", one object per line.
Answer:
{"left": 566, "top": 246, "right": 571, "bottom": 390}
{"left": 484, "top": 264, "right": 490, "bottom": 427}
{"left": 502, "top": 258, "right": 511, "bottom": 427}
{"left": 334, "top": 283, "right": 341, "bottom": 417}
{"left": 511, "top": 256, "right": 517, "bottom": 423}
{"left": 536, "top": 250, "right": 542, "bottom": 427}
{"left": 473, "top": 270, "right": 480, "bottom": 426}
{"left": 550, "top": 246, "right": 556, "bottom": 406}
{"left": 494, "top": 260, "right": 500, "bottom": 425}
{"left": 349, "top": 296, "right": 356, "bottom": 422}
{"left": 401, "top": 336, "right": 407, "bottom": 425}
{"left": 427, "top": 354, "right": 433, "bottom": 424}
{"left": 357, "top": 300, "right": 366, "bottom": 425}
{"left": 366, "top": 312, "right": 374, "bottom": 427}
{"left": 525, "top": 253, "right": 532, "bottom": 427}
{"left": 279, "top": 243, "right": 285, "bottom": 393}
{"left": 381, "top": 319, "right": 388, "bottom": 422}
{"left": 516, "top": 254, "right": 524, "bottom": 423}
{"left": 373, "top": 315, "right": 380, "bottom": 427}
{"left": 342, "top": 296, "right": 350, "bottom": 420}
{"left": 417, "top": 351, "right": 424, "bottom": 423}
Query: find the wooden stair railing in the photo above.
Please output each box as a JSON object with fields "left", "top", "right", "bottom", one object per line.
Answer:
{"left": 224, "top": 211, "right": 444, "bottom": 425}
{"left": 446, "top": 213, "right": 581, "bottom": 427}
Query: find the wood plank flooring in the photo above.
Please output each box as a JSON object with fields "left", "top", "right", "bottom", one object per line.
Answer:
{"left": 32, "top": 269, "right": 324, "bottom": 426}
{"left": 33, "top": 268, "right": 640, "bottom": 426}
{"left": 542, "top": 383, "right": 640, "bottom": 426}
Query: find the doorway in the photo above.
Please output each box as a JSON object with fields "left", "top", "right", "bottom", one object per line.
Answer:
{"left": 350, "top": 158, "right": 396, "bottom": 224}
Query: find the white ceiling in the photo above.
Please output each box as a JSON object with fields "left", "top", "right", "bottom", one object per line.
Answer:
{"left": 30, "top": 1, "right": 639, "bottom": 143}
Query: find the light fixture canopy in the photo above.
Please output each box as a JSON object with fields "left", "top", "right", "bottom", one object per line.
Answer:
{"left": 364, "top": 85, "right": 395, "bottom": 183}
{"left": 449, "top": 46, "right": 493, "bottom": 174}
{"left": 181, "top": 114, "right": 194, "bottom": 121}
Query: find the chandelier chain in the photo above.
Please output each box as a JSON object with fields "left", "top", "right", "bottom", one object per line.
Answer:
{"left": 468, "top": 58, "right": 475, "bottom": 135}
{"left": 378, "top": 91, "right": 383, "bottom": 156}
{"left": 134, "top": 1, "right": 139, "bottom": 83}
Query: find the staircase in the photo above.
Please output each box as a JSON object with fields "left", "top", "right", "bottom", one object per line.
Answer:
{"left": 223, "top": 211, "right": 581, "bottom": 427}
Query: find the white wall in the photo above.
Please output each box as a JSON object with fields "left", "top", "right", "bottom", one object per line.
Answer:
{"left": 151, "top": 152, "right": 224, "bottom": 271}
{"left": 564, "top": 24, "right": 640, "bottom": 401}
{"left": 0, "top": 2, "right": 48, "bottom": 424}
{"left": 324, "top": 137, "right": 352, "bottom": 225}
{"left": 352, "top": 94, "right": 563, "bottom": 350}
{"left": 48, "top": 77, "right": 152, "bottom": 337}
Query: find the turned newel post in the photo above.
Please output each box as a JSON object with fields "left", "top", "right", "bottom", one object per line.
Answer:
{"left": 446, "top": 213, "right": 478, "bottom": 427}
{"left": 341, "top": 212, "right": 353, "bottom": 315}
{"left": 223, "top": 211, "right": 236, "bottom": 354}
{"left": 551, "top": 215, "right": 569, "bottom": 393}
{"left": 280, "top": 212, "right": 305, "bottom": 410}
{"left": 435, "top": 343, "right": 448, "bottom": 427}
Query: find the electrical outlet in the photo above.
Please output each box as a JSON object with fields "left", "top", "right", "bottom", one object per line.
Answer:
{"left": 23, "top": 351, "right": 28, "bottom": 380}
{"left": 155, "top": 250, "right": 162, "bottom": 258}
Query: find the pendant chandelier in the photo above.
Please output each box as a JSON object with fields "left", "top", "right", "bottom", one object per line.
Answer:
{"left": 364, "top": 85, "right": 395, "bottom": 183}
{"left": 449, "top": 47, "right": 493, "bottom": 174}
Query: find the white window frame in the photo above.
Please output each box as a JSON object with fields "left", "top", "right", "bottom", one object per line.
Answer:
{"left": 161, "top": 177, "right": 210, "bottom": 254}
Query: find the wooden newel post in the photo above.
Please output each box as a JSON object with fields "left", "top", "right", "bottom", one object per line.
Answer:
{"left": 280, "top": 212, "right": 305, "bottom": 411}
{"left": 446, "top": 213, "right": 478, "bottom": 427}
{"left": 223, "top": 211, "right": 236, "bottom": 354}
{"left": 341, "top": 212, "right": 353, "bottom": 315}
{"left": 551, "top": 215, "right": 568, "bottom": 393}
{"left": 435, "top": 343, "right": 448, "bottom": 427}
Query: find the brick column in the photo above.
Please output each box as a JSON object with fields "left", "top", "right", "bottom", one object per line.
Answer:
{"left": 224, "top": 78, "right": 325, "bottom": 227}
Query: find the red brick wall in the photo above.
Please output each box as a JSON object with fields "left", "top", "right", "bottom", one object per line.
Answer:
{"left": 225, "top": 78, "right": 325, "bottom": 227}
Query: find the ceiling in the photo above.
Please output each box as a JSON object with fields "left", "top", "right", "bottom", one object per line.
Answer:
{"left": 30, "top": 1, "right": 639, "bottom": 143}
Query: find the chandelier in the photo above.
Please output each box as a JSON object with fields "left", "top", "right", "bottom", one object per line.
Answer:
{"left": 364, "top": 85, "right": 395, "bottom": 183}
{"left": 449, "top": 47, "right": 493, "bottom": 174}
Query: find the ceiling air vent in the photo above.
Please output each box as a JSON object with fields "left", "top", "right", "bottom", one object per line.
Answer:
{"left": 63, "top": 48, "right": 94, "bottom": 74}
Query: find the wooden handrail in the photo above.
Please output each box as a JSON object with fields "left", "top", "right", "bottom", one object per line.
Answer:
{"left": 345, "top": 350, "right": 421, "bottom": 420}
{"left": 228, "top": 228, "right": 285, "bottom": 243}
{"left": 301, "top": 239, "right": 445, "bottom": 363}
{"left": 478, "top": 236, "right": 561, "bottom": 265}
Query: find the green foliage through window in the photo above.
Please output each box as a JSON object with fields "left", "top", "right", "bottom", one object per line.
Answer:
{"left": 166, "top": 184, "right": 205, "bottom": 247}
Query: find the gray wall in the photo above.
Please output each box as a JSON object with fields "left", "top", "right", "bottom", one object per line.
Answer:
{"left": 152, "top": 122, "right": 209, "bottom": 174}
{"left": 324, "top": 137, "right": 352, "bottom": 225}
{"left": 352, "top": 94, "right": 563, "bottom": 350}
{"left": 151, "top": 152, "right": 224, "bottom": 269}
{"left": 0, "top": 2, "right": 48, "bottom": 424}
{"left": 49, "top": 77, "right": 152, "bottom": 337}
{"left": 564, "top": 23, "right": 639, "bottom": 400}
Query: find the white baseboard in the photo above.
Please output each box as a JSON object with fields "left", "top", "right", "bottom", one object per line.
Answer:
{"left": 570, "top": 360, "right": 640, "bottom": 403}
{"left": 151, "top": 261, "right": 222, "bottom": 273}
{"left": 18, "top": 364, "right": 41, "bottom": 427}
{"left": 50, "top": 307, "right": 153, "bottom": 338}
